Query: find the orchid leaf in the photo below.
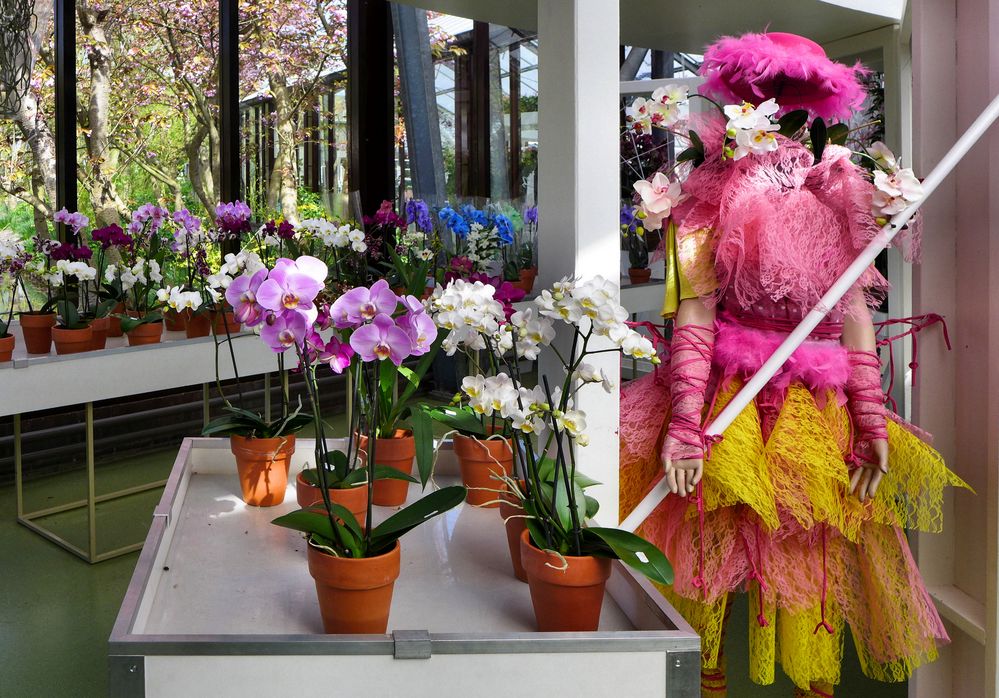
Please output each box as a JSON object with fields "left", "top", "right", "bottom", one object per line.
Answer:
{"left": 810, "top": 117, "right": 827, "bottom": 164}
{"left": 369, "top": 485, "right": 466, "bottom": 553}
{"left": 324, "top": 449, "right": 351, "bottom": 480}
{"left": 584, "top": 494, "right": 600, "bottom": 519}
{"left": 582, "top": 527, "right": 674, "bottom": 586}
{"left": 827, "top": 122, "right": 850, "bottom": 146}
{"left": 429, "top": 405, "right": 486, "bottom": 436}
{"left": 341, "top": 465, "right": 418, "bottom": 486}
{"left": 778, "top": 109, "right": 809, "bottom": 137}
{"left": 412, "top": 406, "right": 435, "bottom": 487}
{"left": 398, "top": 366, "right": 419, "bottom": 388}
{"left": 272, "top": 504, "right": 364, "bottom": 556}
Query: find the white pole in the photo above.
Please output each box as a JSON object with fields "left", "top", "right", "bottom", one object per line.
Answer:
{"left": 621, "top": 91, "right": 999, "bottom": 534}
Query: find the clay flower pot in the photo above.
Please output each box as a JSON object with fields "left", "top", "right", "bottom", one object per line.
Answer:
{"left": 308, "top": 541, "right": 401, "bottom": 634}
{"left": 89, "top": 316, "right": 110, "bottom": 350}
{"left": 0, "top": 334, "right": 14, "bottom": 362}
{"left": 184, "top": 310, "right": 212, "bottom": 338}
{"left": 212, "top": 310, "right": 240, "bottom": 335}
{"left": 627, "top": 267, "right": 652, "bottom": 285}
{"left": 107, "top": 303, "right": 126, "bottom": 337}
{"left": 296, "top": 471, "right": 368, "bottom": 527}
{"left": 499, "top": 484, "right": 528, "bottom": 582}
{"left": 520, "top": 529, "right": 612, "bottom": 632}
{"left": 126, "top": 320, "right": 163, "bottom": 346}
{"left": 163, "top": 309, "right": 186, "bottom": 332}
{"left": 453, "top": 433, "right": 514, "bottom": 507}
{"left": 229, "top": 434, "right": 295, "bottom": 506}
{"left": 52, "top": 325, "right": 94, "bottom": 355}
{"left": 19, "top": 311, "right": 56, "bottom": 355}
{"left": 511, "top": 267, "right": 537, "bottom": 294}
{"left": 359, "top": 429, "right": 415, "bottom": 507}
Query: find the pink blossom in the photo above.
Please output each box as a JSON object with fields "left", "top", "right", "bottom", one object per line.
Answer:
{"left": 256, "top": 259, "right": 324, "bottom": 315}
{"left": 396, "top": 311, "right": 438, "bottom": 356}
{"left": 633, "top": 172, "right": 684, "bottom": 231}
{"left": 260, "top": 311, "right": 309, "bottom": 353}
{"left": 349, "top": 313, "right": 413, "bottom": 366}
{"left": 320, "top": 336, "right": 354, "bottom": 374}
{"left": 225, "top": 268, "right": 268, "bottom": 327}
{"left": 329, "top": 279, "right": 398, "bottom": 329}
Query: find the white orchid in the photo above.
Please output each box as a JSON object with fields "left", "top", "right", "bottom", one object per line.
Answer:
{"left": 724, "top": 98, "right": 779, "bottom": 131}
{"left": 351, "top": 240, "right": 368, "bottom": 254}
{"left": 625, "top": 97, "right": 653, "bottom": 134}
{"left": 148, "top": 259, "right": 163, "bottom": 284}
{"left": 732, "top": 124, "right": 781, "bottom": 160}
{"left": 873, "top": 168, "right": 923, "bottom": 203}
{"left": 0, "top": 229, "right": 26, "bottom": 261}
{"left": 555, "top": 409, "right": 587, "bottom": 438}
{"left": 104, "top": 263, "right": 118, "bottom": 283}
{"left": 418, "top": 249, "right": 434, "bottom": 261}
{"left": 866, "top": 141, "right": 898, "bottom": 170}
{"left": 651, "top": 83, "right": 688, "bottom": 107}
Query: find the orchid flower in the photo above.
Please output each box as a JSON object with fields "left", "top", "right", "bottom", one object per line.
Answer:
{"left": 329, "top": 279, "right": 399, "bottom": 329}
{"left": 723, "top": 98, "right": 779, "bottom": 131}
{"left": 633, "top": 172, "right": 685, "bottom": 230}
{"left": 226, "top": 268, "right": 268, "bottom": 327}
{"left": 256, "top": 256, "right": 327, "bottom": 316}
{"left": 260, "top": 310, "right": 309, "bottom": 353}
{"left": 732, "top": 124, "right": 781, "bottom": 160}
{"left": 348, "top": 313, "right": 413, "bottom": 366}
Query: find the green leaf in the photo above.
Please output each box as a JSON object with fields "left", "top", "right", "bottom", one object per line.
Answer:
{"left": 827, "top": 122, "right": 850, "bottom": 146}
{"left": 398, "top": 366, "right": 419, "bottom": 388}
{"left": 325, "top": 449, "right": 351, "bottom": 481}
{"left": 201, "top": 416, "right": 258, "bottom": 436}
{"left": 430, "top": 406, "right": 486, "bottom": 436}
{"left": 342, "top": 464, "right": 418, "bottom": 486}
{"left": 778, "top": 109, "right": 809, "bottom": 137}
{"left": 553, "top": 480, "right": 587, "bottom": 531}
{"left": 412, "top": 406, "right": 435, "bottom": 487}
{"left": 369, "top": 485, "right": 466, "bottom": 553}
{"left": 584, "top": 495, "right": 600, "bottom": 519}
{"left": 810, "top": 117, "right": 827, "bottom": 164}
{"left": 272, "top": 505, "right": 363, "bottom": 550}
{"left": 583, "top": 527, "right": 673, "bottom": 586}
{"left": 688, "top": 129, "right": 704, "bottom": 152}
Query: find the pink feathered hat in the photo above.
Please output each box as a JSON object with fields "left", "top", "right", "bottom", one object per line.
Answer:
{"left": 700, "top": 32, "right": 868, "bottom": 122}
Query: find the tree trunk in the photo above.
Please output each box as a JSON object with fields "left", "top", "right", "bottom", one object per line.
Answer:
{"left": 78, "top": 3, "right": 129, "bottom": 226}
{"left": 186, "top": 122, "right": 216, "bottom": 213}
{"left": 267, "top": 74, "right": 300, "bottom": 224}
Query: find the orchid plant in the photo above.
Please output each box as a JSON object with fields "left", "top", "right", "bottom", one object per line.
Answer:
{"left": 241, "top": 259, "right": 466, "bottom": 559}
{"left": 0, "top": 229, "right": 30, "bottom": 338}
{"left": 414, "top": 275, "right": 671, "bottom": 584}
{"left": 437, "top": 203, "right": 515, "bottom": 274}
{"left": 382, "top": 199, "right": 440, "bottom": 297}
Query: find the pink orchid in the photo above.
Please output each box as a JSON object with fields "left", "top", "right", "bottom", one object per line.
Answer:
{"left": 349, "top": 313, "right": 413, "bottom": 365}
{"left": 633, "top": 172, "right": 684, "bottom": 231}
{"left": 225, "top": 268, "right": 268, "bottom": 327}
{"left": 329, "top": 279, "right": 399, "bottom": 329}
{"left": 256, "top": 256, "right": 326, "bottom": 315}
{"left": 320, "top": 336, "right": 355, "bottom": 374}
{"left": 396, "top": 311, "right": 438, "bottom": 356}
{"left": 260, "top": 310, "right": 309, "bottom": 353}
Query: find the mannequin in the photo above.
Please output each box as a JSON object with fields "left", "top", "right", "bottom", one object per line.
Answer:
{"left": 618, "top": 32, "right": 968, "bottom": 696}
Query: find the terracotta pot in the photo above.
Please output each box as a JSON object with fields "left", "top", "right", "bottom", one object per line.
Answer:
{"left": 89, "top": 316, "right": 110, "bottom": 350}
{"left": 296, "top": 471, "right": 368, "bottom": 527}
{"left": 499, "top": 484, "right": 528, "bottom": 582}
{"left": 627, "top": 267, "right": 652, "bottom": 285}
{"left": 511, "top": 268, "right": 537, "bottom": 294}
{"left": 184, "top": 310, "right": 212, "bottom": 338}
{"left": 107, "top": 303, "right": 126, "bottom": 337}
{"left": 212, "top": 310, "right": 240, "bottom": 336}
{"left": 453, "top": 433, "right": 514, "bottom": 507}
{"left": 308, "top": 541, "right": 401, "bottom": 634}
{"left": 359, "top": 430, "right": 415, "bottom": 507}
{"left": 229, "top": 434, "right": 295, "bottom": 506}
{"left": 19, "top": 312, "right": 56, "bottom": 355}
{"left": 520, "top": 529, "right": 612, "bottom": 631}
{"left": 0, "top": 334, "right": 14, "bottom": 362}
{"left": 126, "top": 320, "right": 163, "bottom": 346}
{"left": 163, "top": 309, "right": 186, "bottom": 332}
{"left": 52, "top": 325, "right": 94, "bottom": 355}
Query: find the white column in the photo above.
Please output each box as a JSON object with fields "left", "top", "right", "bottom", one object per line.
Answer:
{"left": 537, "top": 0, "right": 621, "bottom": 525}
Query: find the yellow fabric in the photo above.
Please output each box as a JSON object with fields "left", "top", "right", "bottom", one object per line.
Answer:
{"left": 660, "top": 222, "right": 707, "bottom": 318}
{"left": 622, "top": 376, "right": 970, "bottom": 690}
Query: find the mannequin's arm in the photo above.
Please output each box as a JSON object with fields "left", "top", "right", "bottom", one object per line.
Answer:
{"left": 660, "top": 297, "right": 716, "bottom": 496}
{"left": 841, "top": 294, "right": 889, "bottom": 502}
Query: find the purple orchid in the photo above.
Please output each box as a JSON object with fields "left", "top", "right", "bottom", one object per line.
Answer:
{"left": 255, "top": 256, "right": 327, "bottom": 316}
{"left": 399, "top": 294, "right": 426, "bottom": 316}
{"left": 277, "top": 220, "right": 296, "bottom": 240}
{"left": 396, "top": 310, "right": 438, "bottom": 356}
{"left": 349, "top": 313, "right": 413, "bottom": 366}
{"left": 225, "top": 268, "right": 268, "bottom": 327}
{"left": 320, "top": 336, "right": 355, "bottom": 374}
{"left": 53, "top": 208, "right": 89, "bottom": 235}
{"left": 215, "top": 201, "right": 252, "bottom": 238}
{"left": 260, "top": 310, "right": 309, "bottom": 353}
{"left": 328, "top": 279, "right": 399, "bottom": 329}
{"left": 524, "top": 206, "right": 538, "bottom": 225}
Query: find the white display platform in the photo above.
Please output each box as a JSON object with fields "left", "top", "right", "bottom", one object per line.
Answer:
{"left": 109, "top": 438, "right": 700, "bottom": 697}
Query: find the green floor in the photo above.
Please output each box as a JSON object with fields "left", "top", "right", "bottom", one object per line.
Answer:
{"left": 1, "top": 439, "right": 906, "bottom": 697}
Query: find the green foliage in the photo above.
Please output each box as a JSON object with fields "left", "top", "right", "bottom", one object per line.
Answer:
{"left": 201, "top": 403, "right": 313, "bottom": 438}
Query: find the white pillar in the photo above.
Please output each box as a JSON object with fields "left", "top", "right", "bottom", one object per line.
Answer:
{"left": 537, "top": 0, "right": 621, "bottom": 525}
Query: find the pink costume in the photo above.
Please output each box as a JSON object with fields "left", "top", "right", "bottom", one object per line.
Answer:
{"left": 618, "top": 32, "right": 968, "bottom": 695}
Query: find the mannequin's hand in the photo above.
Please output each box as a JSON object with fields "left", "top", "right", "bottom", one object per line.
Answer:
{"left": 661, "top": 435, "right": 703, "bottom": 497}
{"left": 849, "top": 438, "right": 889, "bottom": 502}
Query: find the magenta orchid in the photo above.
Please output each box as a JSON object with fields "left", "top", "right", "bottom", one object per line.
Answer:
{"left": 349, "top": 313, "right": 414, "bottom": 366}
{"left": 260, "top": 310, "right": 310, "bottom": 353}
{"left": 225, "top": 268, "right": 268, "bottom": 327}
{"left": 329, "top": 278, "right": 399, "bottom": 328}
{"left": 256, "top": 256, "right": 327, "bottom": 316}
{"left": 320, "top": 336, "right": 355, "bottom": 374}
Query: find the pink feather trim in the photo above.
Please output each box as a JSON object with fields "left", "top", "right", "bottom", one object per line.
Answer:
{"left": 713, "top": 318, "right": 850, "bottom": 398}
{"left": 701, "top": 32, "right": 868, "bottom": 122}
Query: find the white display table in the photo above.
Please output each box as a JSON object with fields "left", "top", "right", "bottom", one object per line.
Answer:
{"left": 1, "top": 322, "right": 278, "bottom": 562}
{"left": 108, "top": 437, "right": 700, "bottom": 697}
